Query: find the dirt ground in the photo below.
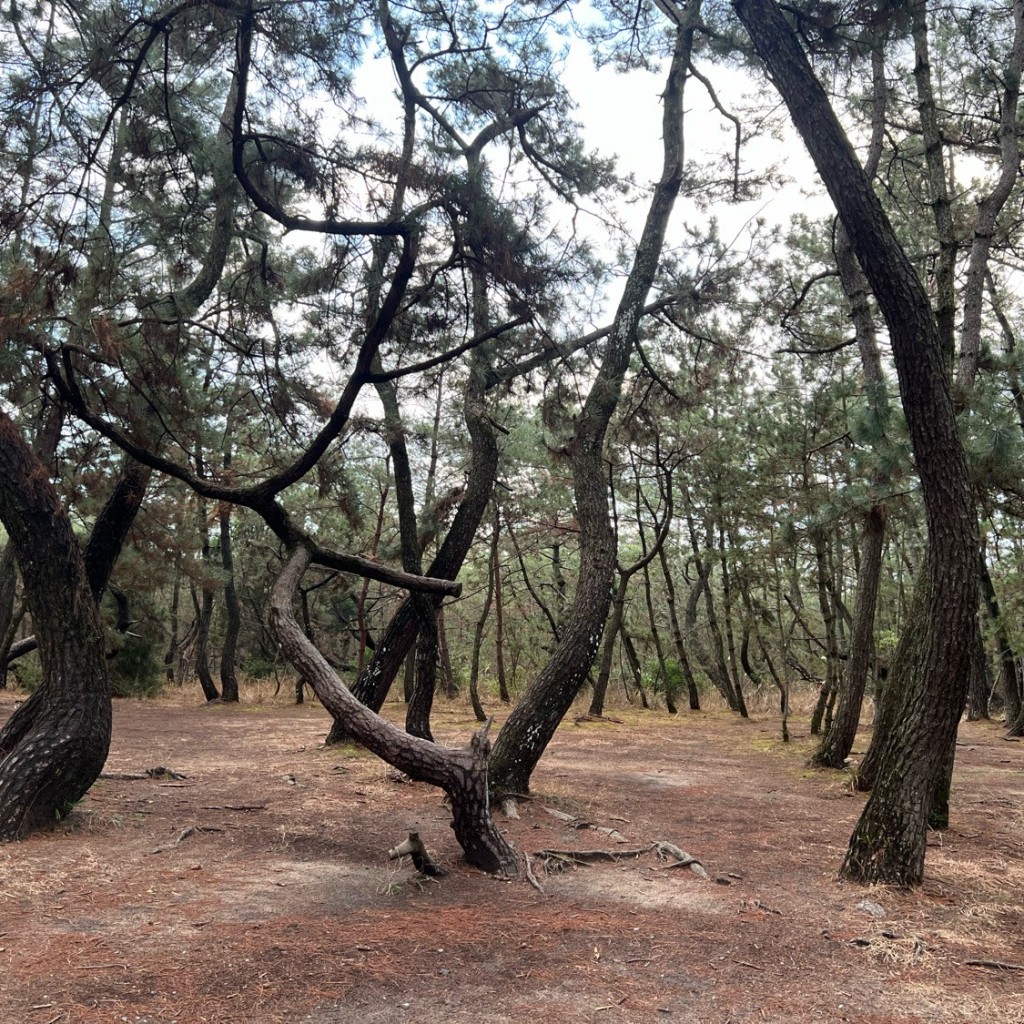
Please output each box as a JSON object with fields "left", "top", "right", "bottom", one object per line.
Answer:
{"left": 0, "top": 689, "right": 1022, "bottom": 1024}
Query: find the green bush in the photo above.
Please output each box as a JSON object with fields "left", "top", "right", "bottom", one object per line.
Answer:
{"left": 109, "top": 633, "right": 164, "bottom": 698}
{"left": 645, "top": 657, "right": 689, "bottom": 707}
{"left": 7, "top": 651, "right": 42, "bottom": 693}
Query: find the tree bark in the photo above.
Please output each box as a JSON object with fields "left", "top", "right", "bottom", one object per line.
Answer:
{"left": 489, "top": 6, "right": 697, "bottom": 796}
{"left": 735, "top": 0, "right": 978, "bottom": 886}
{"left": 270, "top": 545, "right": 517, "bottom": 875}
{"left": 0, "top": 414, "right": 111, "bottom": 839}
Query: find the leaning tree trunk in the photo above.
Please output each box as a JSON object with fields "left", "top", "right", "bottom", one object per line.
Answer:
{"left": 329, "top": 326, "right": 501, "bottom": 742}
{"left": 588, "top": 572, "right": 630, "bottom": 718}
{"left": 270, "top": 544, "right": 517, "bottom": 875}
{"left": 489, "top": 7, "right": 697, "bottom": 797}
{"left": 811, "top": 56, "right": 890, "bottom": 764}
{"left": 0, "top": 413, "right": 111, "bottom": 839}
{"left": 812, "top": 504, "right": 886, "bottom": 769}
{"left": 735, "top": 0, "right": 978, "bottom": 887}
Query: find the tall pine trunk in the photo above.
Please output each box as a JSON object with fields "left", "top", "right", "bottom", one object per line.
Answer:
{"left": 736, "top": 0, "right": 978, "bottom": 886}
{"left": 489, "top": 7, "right": 697, "bottom": 797}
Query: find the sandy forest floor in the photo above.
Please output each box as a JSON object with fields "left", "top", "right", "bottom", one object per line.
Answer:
{"left": 0, "top": 689, "right": 1022, "bottom": 1024}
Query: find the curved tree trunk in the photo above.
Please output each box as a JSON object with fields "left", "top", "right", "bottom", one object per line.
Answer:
{"left": 0, "top": 414, "right": 111, "bottom": 839}
{"left": 271, "top": 545, "right": 517, "bottom": 875}
{"left": 193, "top": 579, "right": 220, "bottom": 703}
{"left": 735, "top": 0, "right": 978, "bottom": 887}
{"left": 489, "top": 7, "right": 696, "bottom": 797}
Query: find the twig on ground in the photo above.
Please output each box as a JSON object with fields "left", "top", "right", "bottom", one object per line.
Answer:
{"left": 522, "top": 852, "right": 545, "bottom": 893}
{"left": 100, "top": 766, "right": 187, "bottom": 781}
{"left": 732, "top": 959, "right": 765, "bottom": 971}
{"left": 199, "top": 804, "right": 266, "bottom": 811}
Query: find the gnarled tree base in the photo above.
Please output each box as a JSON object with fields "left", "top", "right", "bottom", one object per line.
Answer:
{"left": 270, "top": 545, "right": 517, "bottom": 876}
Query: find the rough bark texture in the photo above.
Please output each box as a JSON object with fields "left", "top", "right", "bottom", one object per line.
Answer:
{"left": 488, "top": 5, "right": 697, "bottom": 797}
{"left": 812, "top": 56, "right": 888, "bottom": 765}
{"left": 405, "top": 594, "right": 439, "bottom": 741}
{"left": 0, "top": 413, "right": 111, "bottom": 839}
{"left": 270, "top": 545, "right": 517, "bottom": 875}
{"left": 735, "top": 0, "right": 978, "bottom": 886}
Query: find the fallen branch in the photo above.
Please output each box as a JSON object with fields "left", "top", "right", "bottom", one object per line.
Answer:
{"left": 532, "top": 840, "right": 710, "bottom": 879}
{"left": 147, "top": 824, "right": 225, "bottom": 855}
{"left": 965, "top": 959, "right": 1024, "bottom": 971}
{"left": 199, "top": 804, "right": 266, "bottom": 811}
{"left": 542, "top": 805, "right": 628, "bottom": 842}
{"left": 522, "top": 853, "right": 545, "bottom": 893}
{"left": 100, "top": 766, "right": 187, "bottom": 781}
{"left": 653, "top": 840, "right": 709, "bottom": 879}
{"left": 535, "top": 847, "right": 651, "bottom": 864}
{"left": 388, "top": 831, "right": 448, "bottom": 878}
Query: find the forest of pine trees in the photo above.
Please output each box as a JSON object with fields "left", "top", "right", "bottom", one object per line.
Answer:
{"left": 3, "top": 0, "right": 1024, "bottom": 886}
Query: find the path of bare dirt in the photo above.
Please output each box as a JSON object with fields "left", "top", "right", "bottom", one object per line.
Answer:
{"left": 1, "top": 691, "right": 1022, "bottom": 1024}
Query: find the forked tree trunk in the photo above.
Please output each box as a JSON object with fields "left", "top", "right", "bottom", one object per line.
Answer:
{"left": 270, "top": 545, "right": 517, "bottom": 875}
{"left": 0, "top": 414, "right": 111, "bottom": 839}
